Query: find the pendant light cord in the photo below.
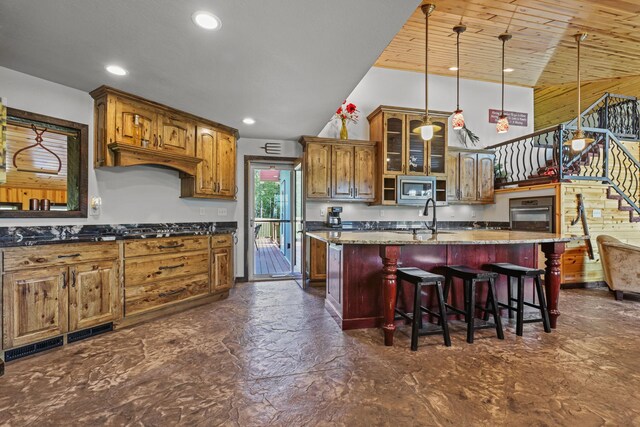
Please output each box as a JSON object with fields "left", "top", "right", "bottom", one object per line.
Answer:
{"left": 456, "top": 31, "right": 460, "bottom": 111}
{"left": 425, "top": 8, "right": 429, "bottom": 119}
{"left": 501, "top": 38, "right": 505, "bottom": 115}
{"left": 577, "top": 36, "right": 581, "bottom": 131}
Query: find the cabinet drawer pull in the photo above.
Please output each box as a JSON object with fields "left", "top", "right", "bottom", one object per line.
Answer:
{"left": 327, "top": 187, "right": 330, "bottom": 196}
{"left": 58, "top": 253, "right": 81, "bottom": 259}
{"left": 158, "top": 288, "right": 186, "bottom": 298}
{"left": 158, "top": 263, "right": 185, "bottom": 270}
{"left": 215, "top": 239, "right": 227, "bottom": 244}
{"left": 158, "top": 243, "right": 185, "bottom": 250}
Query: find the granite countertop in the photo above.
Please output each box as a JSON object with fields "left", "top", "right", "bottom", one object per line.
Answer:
{"left": 307, "top": 229, "right": 579, "bottom": 245}
{"left": 0, "top": 222, "right": 238, "bottom": 247}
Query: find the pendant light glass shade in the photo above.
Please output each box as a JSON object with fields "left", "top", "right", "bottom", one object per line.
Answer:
{"left": 417, "top": 3, "right": 436, "bottom": 141}
{"left": 452, "top": 110, "right": 465, "bottom": 130}
{"left": 497, "top": 32, "right": 512, "bottom": 134}
{"left": 567, "top": 33, "right": 594, "bottom": 152}
{"left": 452, "top": 24, "right": 466, "bottom": 130}
{"left": 496, "top": 115, "right": 509, "bottom": 134}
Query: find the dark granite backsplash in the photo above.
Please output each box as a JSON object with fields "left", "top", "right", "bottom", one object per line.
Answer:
{"left": 0, "top": 222, "right": 237, "bottom": 247}
{"left": 305, "top": 221, "right": 510, "bottom": 232}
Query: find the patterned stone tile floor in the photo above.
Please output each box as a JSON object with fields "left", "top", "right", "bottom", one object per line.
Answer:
{"left": 1, "top": 281, "right": 640, "bottom": 426}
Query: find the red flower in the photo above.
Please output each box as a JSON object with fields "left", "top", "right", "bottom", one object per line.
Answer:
{"left": 345, "top": 103, "right": 357, "bottom": 114}
{"left": 336, "top": 107, "right": 343, "bottom": 115}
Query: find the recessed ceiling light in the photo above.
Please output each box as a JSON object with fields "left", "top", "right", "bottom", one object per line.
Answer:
{"left": 192, "top": 11, "right": 222, "bottom": 30}
{"left": 105, "top": 65, "right": 128, "bottom": 76}
{"left": 503, "top": 68, "right": 515, "bottom": 73}
{"left": 449, "top": 66, "right": 459, "bottom": 71}
{"left": 243, "top": 118, "right": 255, "bottom": 125}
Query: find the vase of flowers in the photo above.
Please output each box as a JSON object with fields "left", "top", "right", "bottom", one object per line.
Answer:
{"left": 334, "top": 100, "right": 359, "bottom": 140}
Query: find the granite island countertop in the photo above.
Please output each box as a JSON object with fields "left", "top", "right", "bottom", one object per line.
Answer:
{"left": 307, "top": 229, "right": 579, "bottom": 245}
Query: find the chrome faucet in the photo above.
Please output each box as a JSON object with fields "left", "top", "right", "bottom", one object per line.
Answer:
{"left": 422, "top": 197, "right": 437, "bottom": 234}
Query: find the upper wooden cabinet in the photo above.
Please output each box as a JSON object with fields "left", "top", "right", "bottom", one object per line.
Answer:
{"left": 368, "top": 106, "right": 449, "bottom": 177}
{"left": 368, "top": 106, "right": 449, "bottom": 205}
{"left": 180, "top": 126, "right": 237, "bottom": 199}
{"left": 300, "top": 136, "right": 377, "bottom": 202}
{"left": 306, "top": 143, "right": 332, "bottom": 198}
{"left": 90, "top": 86, "right": 238, "bottom": 183}
{"left": 447, "top": 148, "right": 495, "bottom": 204}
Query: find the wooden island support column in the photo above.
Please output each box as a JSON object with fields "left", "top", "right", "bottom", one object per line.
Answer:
{"left": 309, "top": 230, "right": 577, "bottom": 347}
{"left": 380, "top": 245, "right": 401, "bottom": 346}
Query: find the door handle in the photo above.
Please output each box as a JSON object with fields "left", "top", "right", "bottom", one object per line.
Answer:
{"left": 62, "top": 271, "right": 67, "bottom": 289}
{"left": 159, "top": 263, "right": 185, "bottom": 270}
{"left": 58, "top": 253, "right": 80, "bottom": 259}
{"left": 355, "top": 188, "right": 358, "bottom": 197}
{"left": 71, "top": 270, "right": 76, "bottom": 288}
{"left": 158, "top": 243, "right": 185, "bottom": 250}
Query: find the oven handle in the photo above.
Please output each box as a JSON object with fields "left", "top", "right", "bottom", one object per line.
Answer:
{"left": 510, "top": 207, "right": 551, "bottom": 212}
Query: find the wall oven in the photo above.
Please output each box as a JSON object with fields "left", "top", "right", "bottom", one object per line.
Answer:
{"left": 509, "top": 196, "right": 555, "bottom": 232}
{"left": 396, "top": 175, "right": 436, "bottom": 205}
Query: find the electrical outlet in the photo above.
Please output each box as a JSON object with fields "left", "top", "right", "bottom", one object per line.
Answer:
{"left": 418, "top": 208, "right": 424, "bottom": 217}
{"left": 199, "top": 207, "right": 206, "bottom": 216}
{"left": 217, "top": 208, "right": 227, "bottom": 217}
{"left": 471, "top": 210, "right": 477, "bottom": 218}
{"left": 320, "top": 208, "right": 326, "bottom": 217}
{"left": 593, "top": 209, "right": 602, "bottom": 218}
{"left": 380, "top": 209, "right": 385, "bottom": 217}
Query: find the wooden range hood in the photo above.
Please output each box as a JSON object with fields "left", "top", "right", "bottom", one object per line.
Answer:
{"left": 106, "top": 143, "right": 202, "bottom": 176}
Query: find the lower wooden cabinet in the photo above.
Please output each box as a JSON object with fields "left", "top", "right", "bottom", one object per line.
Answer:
{"left": 2, "top": 242, "right": 120, "bottom": 350}
{"left": 1, "top": 235, "right": 236, "bottom": 353}
{"left": 211, "top": 234, "right": 234, "bottom": 292}
{"left": 308, "top": 237, "right": 327, "bottom": 281}
{"left": 3, "top": 267, "right": 68, "bottom": 349}
{"left": 69, "top": 260, "right": 120, "bottom": 332}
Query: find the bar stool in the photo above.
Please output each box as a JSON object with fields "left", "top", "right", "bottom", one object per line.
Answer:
{"left": 486, "top": 263, "right": 551, "bottom": 336}
{"left": 395, "top": 267, "right": 451, "bottom": 351}
{"left": 443, "top": 265, "right": 504, "bottom": 344}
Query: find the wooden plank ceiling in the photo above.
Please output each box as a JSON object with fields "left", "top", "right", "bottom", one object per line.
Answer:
{"left": 375, "top": 0, "right": 640, "bottom": 88}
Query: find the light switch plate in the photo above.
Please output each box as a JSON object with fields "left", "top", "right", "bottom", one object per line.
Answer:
{"left": 89, "top": 197, "right": 102, "bottom": 217}
{"left": 593, "top": 209, "right": 602, "bottom": 218}
{"left": 217, "top": 208, "right": 227, "bottom": 217}
{"left": 320, "top": 208, "right": 326, "bottom": 217}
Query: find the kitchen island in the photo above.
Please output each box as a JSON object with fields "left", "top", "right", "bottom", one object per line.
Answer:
{"left": 307, "top": 229, "right": 576, "bottom": 346}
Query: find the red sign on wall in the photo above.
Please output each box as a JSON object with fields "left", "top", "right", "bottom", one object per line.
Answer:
{"left": 489, "top": 109, "right": 528, "bottom": 127}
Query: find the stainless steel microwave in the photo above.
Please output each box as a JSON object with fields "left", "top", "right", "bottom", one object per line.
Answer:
{"left": 396, "top": 176, "right": 436, "bottom": 205}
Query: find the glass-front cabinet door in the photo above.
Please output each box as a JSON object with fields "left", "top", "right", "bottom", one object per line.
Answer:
{"left": 383, "top": 113, "right": 405, "bottom": 174}
{"left": 428, "top": 117, "right": 448, "bottom": 176}
{"left": 406, "top": 114, "right": 428, "bottom": 175}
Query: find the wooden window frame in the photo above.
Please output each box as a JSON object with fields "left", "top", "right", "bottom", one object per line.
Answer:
{"left": 1, "top": 108, "right": 88, "bottom": 218}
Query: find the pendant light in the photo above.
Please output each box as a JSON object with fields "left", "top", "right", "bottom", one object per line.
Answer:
{"left": 568, "top": 33, "right": 594, "bottom": 152}
{"left": 413, "top": 3, "right": 441, "bottom": 140}
{"left": 496, "top": 32, "right": 512, "bottom": 134}
{"left": 452, "top": 23, "right": 466, "bottom": 130}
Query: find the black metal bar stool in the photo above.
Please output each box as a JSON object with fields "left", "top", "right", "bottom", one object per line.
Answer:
{"left": 486, "top": 262, "right": 551, "bottom": 336}
{"left": 443, "top": 265, "right": 504, "bottom": 344}
{"left": 395, "top": 267, "right": 451, "bottom": 351}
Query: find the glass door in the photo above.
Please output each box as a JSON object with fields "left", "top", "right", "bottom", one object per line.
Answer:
{"left": 384, "top": 113, "right": 405, "bottom": 174}
{"left": 406, "top": 114, "right": 427, "bottom": 175}
{"left": 248, "top": 161, "right": 300, "bottom": 280}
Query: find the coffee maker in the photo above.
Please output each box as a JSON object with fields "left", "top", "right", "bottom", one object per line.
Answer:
{"left": 326, "top": 206, "right": 343, "bottom": 228}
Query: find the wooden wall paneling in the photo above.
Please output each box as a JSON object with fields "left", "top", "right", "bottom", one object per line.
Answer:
{"left": 535, "top": 76, "right": 640, "bottom": 130}
{"left": 559, "top": 182, "right": 640, "bottom": 285}
{"left": 375, "top": 1, "right": 640, "bottom": 87}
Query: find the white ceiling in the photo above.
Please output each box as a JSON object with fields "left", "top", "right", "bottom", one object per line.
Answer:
{"left": 0, "top": 0, "right": 420, "bottom": 140}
